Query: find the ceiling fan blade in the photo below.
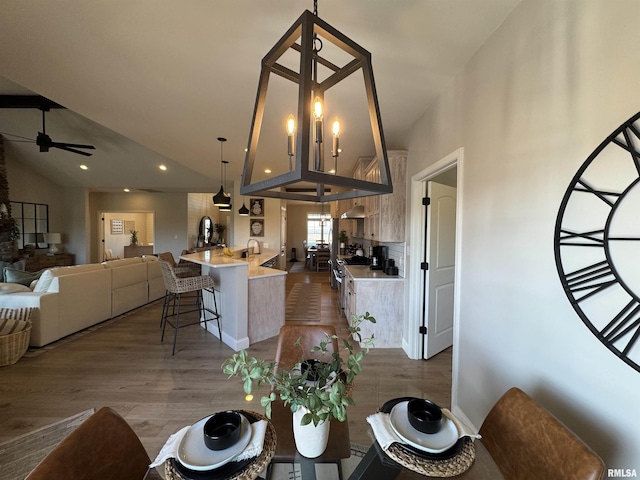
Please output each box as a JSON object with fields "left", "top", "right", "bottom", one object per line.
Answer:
{"left": 53, "top": 144, "right": 94, "bottom": 156}
{"left": 36, "top": 110, "right": 96, "bottom": 155}
{"left": 53, "top": 142, "right": 96, "bottom": 150}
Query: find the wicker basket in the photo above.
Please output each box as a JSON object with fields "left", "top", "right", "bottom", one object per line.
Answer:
{"left": 0, "top": 321, "right": 32, "bottom": 366}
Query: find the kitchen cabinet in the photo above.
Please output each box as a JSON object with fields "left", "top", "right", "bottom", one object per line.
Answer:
{"left": 363, "top": 151, "right": 407, "bottom": 242}
{"left": 344, "top": 265, "right": 405, "bottom": 348}
{"left": 340, "top": 218, "right": 363, "bottom": 240}
{"left": 344, "top": 269, "right": 356, "bottom": 321}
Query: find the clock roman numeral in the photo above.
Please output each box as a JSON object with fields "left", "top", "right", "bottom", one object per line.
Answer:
{"left": 612, "top": 124, "right": 640, "bottom": 176}
{"left": 560, "top": 229, "right": 640, "bottom": 244}
{"left": 565, "top": 260, "right": 617, "bottom": 303}
{"left": 559, "top": 229, "right": 604, "bottom": 246}
{"left": 572, "top": 179, "right": 621, "bottom": 207}
{"left": 601, "top": 299, "right": 640, "bottom": 355}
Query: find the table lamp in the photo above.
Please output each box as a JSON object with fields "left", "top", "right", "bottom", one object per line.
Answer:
{"left": 44, "top": 232, "right": 62, "bottom": 255}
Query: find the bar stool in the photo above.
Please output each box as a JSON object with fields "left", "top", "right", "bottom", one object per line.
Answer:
{"left": 159, "top": 260, "right": 221, "bottom": 355}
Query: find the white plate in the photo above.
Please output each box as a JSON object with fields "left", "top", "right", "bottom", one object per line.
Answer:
{"left": 389, "top": 401, "right": 459, "bottom": 453}
{"left": 177, "top": 413, "right": 251, "bottom": 471}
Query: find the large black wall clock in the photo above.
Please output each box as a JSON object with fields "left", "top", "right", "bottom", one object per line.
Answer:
{"left": 555, "top": 111, "right": 640, "bottom": 374}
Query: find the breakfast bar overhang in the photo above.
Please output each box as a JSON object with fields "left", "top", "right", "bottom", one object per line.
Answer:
{"left": 180, "top": 250, "right": 287, "bottom": 351}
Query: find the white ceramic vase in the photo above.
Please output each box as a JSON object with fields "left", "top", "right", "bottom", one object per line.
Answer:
{"left": 292, "top": 406, "right": 330, "bottom": 458}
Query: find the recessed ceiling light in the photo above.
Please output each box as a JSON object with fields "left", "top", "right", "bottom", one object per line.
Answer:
{"left": 159, "top": 164, "right": 167, "bottom": 171}
{"left": 123, "top": 188, "right": 130, "bottom": 192}
{"left": 264, "top": 168, "right": 272, "bottom": 174}
{"left": 79, "top": 164, "right": 88, "bottom": 170}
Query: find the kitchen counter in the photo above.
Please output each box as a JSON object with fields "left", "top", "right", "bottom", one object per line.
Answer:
{"left": 343, "top": 265, "right": 404, "bottom": 348}
{"left": 181, "top": 249, "right": 287, "bottom": 278}
{"left": 344, "top": 264, "right": 404, "bottom": 281}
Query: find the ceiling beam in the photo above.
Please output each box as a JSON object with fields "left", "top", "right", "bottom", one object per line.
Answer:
{"left": 0, "top": 95, "right": 65, "bottom": 109}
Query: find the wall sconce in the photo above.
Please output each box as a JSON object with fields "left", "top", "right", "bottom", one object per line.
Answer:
{"left": 241, "top": 6, "right": 392, "bottom": 203}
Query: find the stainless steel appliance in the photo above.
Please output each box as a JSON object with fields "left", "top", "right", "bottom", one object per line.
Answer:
{"left": 371, "top": 245, "right": 388, "bottom": 270}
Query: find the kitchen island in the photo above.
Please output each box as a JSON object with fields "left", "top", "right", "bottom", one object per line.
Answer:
{"left": 180, "top": 249, "right": 287, "bottom": 351}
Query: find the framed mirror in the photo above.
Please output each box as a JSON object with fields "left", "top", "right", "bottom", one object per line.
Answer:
{"left": 199, "top": 216, "right": 213, "bottom": 245}
{"left": 10, "top": 201, "right": 49, "bottom": 249}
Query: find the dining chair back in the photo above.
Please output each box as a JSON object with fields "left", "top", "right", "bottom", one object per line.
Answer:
{"left": 159, "top": 260, "right": 220, "bottom": 355}
{"left": 25, "top": 407, "right": 154, "bottom": 480}
{"left": 479, "top": 387, "right": 605, "bottom": 480}
{"left": 158, "top": 251, "right": 200, "bottom": 277}
{"left": 274, "top": 324, "right": 338, "bottom": 373}
{"left": 315, "top": 248, "right": 331, "bottom": 272}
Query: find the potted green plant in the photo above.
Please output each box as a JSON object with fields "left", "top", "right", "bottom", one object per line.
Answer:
{"left": 214, "top": 223, "right": 227, "bottom": 244}
{"left": 129, "top": 230, "right": 138, "bottom": 246}
{"left": 338, "top": 230, "right": 348, "bottom": 254}
{"left": 222, "top": 312, "right": 376, "bottom": 457}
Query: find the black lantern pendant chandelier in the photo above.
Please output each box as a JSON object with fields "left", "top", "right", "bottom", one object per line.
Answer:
{"left": 241, "top": 1, "right": 392, "bottom": 202}
{"left": 213, "top": 137, "right": 231, "bottom": 207}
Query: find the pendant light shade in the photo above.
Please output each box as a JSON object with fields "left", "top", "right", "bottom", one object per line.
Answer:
{"left": 213, "top": 137, "right": 231, "bottom": 207}
{"left": 238, "top": 202, "right": 249, "bottom": 216}
{"left": 213, "top": 185, "right": 229, "bottom": 207}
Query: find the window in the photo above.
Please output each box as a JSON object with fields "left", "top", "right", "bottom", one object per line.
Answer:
{"left": 306, "top": 213, "right": 331, "bottom": 246}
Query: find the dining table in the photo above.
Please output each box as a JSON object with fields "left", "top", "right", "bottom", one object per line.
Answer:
{"left": 266, "top": 401, "right": 351, "bottom": 480}
{"left": 347, "top": 439, "right": 503, "bottom": 480}
{"left": 159, "top": 399, "right": 503, "bottom": 480}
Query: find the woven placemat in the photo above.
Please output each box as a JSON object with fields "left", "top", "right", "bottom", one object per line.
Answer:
{"left": 165, "top": 411, "right": 277, "bottom": 480}
{"left": 383, "top": 437, "right": 475, "bottom": 478}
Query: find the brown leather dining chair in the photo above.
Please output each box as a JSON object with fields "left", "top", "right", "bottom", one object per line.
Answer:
{"left": 25, "top": 407, "right": 159, "bottom": 480}
{"left": 479, "top": 387, "right": 605, "bottom": 480}
{"left": 274, "top": 324, "right": 339, "bottom": 373}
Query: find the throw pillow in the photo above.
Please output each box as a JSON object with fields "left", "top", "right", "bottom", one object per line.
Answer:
{"left": 3, "top": 268, "right": 44, "bottom": 287}
{"left": 0, "top": 260, "right": 26, "bottom": 282}
{"left": 0, "top": 283, "right": 32, "bottom": 294}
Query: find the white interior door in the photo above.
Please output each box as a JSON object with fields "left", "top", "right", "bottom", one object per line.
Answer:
{"left": 423, "top": 181, "right": 457, "bottom": 359}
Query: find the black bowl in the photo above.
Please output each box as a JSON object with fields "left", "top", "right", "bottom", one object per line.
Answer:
{"left": 407, "top": 398, "right": 443, "bottom": 434}
{"left": 203, "top": 411, "right": 241, "bottom": 451}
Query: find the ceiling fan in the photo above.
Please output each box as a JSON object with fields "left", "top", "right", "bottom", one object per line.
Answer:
{"left": 35, "top": 107, "right": 96, "bottom": 156}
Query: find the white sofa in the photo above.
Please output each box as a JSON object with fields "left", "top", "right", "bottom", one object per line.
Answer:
{"left": 0, "top": 256, "right": 163, "bottom": 347}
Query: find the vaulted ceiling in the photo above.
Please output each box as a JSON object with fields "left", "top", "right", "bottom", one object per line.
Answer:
{"left": 0, "top": 1, "right": 520, "bottom": 194}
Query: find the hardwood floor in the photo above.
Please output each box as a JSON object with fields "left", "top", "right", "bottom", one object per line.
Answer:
{"left": 0, "top": 266, "right": 452, "bottom": 460}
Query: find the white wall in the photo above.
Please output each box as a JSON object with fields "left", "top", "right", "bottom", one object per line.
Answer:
{"left": 232, "top": 181, "right": 282, "bottom": 251}
{"left": 406, "top": 0, "right": 640, "bottom": 469}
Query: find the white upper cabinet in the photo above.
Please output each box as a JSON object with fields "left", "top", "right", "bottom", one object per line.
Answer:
{"left": 363, "top": 151, "right": 407, "bottom": 242}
